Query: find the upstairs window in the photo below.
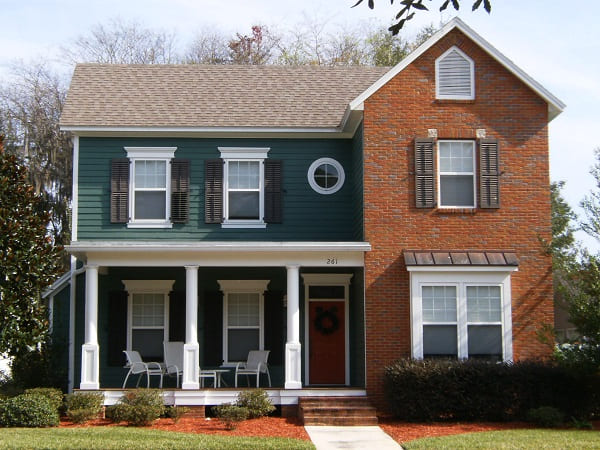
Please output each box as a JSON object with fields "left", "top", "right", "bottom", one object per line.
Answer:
{"left": 438, "top": 141, "right": 476, "bottom": 208}
{"left": 110, "top": 147, "right": 190, "bottom": 227}
{"left": 205, "top": 147, "right": 282, "bottom": 227}
{"left": 308, "top": 158, "right": 345, "bottom": 195}
{"left": 436, "top": 46, "right": 475, "bottom": 100}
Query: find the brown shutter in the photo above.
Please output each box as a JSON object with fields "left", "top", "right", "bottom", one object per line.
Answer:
{"left": 110, "top": 158, "right": 129, "bottom": 223}
{"left": 205, "top": 159, "right": 223, "bottom": 224}
{"left": 107, "top": 290, "right": 128, "bottom": 367}
{"left": 479, "top": 139, "right": 500, "bottom": 209}
{"left": 169, "top": 291, "right": 186, "bottom": 342}
{"left": 203, "top": 290, "right": 223, "bottom": 366}
{"left": 415, "top": 138, "right": 436, "bottom": 208}
{"left": 171, "top": 160, "right": 190, "bottom": 223}
{"left": 264, "top": 160, "right": 282, "bottom": 223}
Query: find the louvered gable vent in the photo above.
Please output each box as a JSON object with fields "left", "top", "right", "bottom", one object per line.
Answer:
{"left": 436, "top": 46, "right": 474, "bottom": 100}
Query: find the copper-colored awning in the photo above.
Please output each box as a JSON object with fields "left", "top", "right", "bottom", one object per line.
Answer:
{"left": 403, "top": 250, "right": 518, "bottom": 267}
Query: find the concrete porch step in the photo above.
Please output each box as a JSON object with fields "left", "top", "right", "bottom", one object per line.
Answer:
{"left": 299, "top": 396, "right": 378, "bottom": 426}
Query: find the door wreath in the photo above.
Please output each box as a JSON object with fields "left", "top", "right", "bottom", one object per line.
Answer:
{"left": 314, "top": 306, "right": 340, "bottom": 335}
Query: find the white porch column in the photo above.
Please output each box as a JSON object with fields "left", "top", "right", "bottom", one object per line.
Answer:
{"left": 285, "top": 264, "right": 302, "bottom": 389}
{"left": 80, "top": 264, "right": 99, "bottom": 389}
{"left": 182, "top": 265, "right": 200, "bottom": 389}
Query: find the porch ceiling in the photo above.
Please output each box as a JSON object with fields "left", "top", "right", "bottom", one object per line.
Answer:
{"left": 66, "top": 241, "right": 371, "bottom": 267}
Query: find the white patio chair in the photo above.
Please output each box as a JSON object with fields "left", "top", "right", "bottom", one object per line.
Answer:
{"left": 163, "top": 341, "right": 217, "bottom": 388}
{"left": 122, "top": 350, "right": 163, "bottom": 388}
{"left": 235, "top": 350, "right": 271, "bottom": 388}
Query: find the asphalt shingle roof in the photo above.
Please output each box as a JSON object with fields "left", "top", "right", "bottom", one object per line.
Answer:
{"left": 60, "top": 64, "right": 389, "bottom": 129}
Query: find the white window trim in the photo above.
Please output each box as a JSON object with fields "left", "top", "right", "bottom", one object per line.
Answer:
{"left": 437, "top": 140, "right": 477, "bottom": 209}
{"left": 122, "top": 279, "right": 174, "bottom": 356}
{"left": 218, "top": 147, "right": 270, "bottom": 229}
{"left": 307, "top": 157, "right": 345, "bottom": 195}
{"left": 408, "top": 269, "right": 514, "bottom": 361}
{"left": 218, "top": 279, "right": 269, "bottom": 365}
{"left": 435, "top": 46, "right": 475, "bottom": 100}
{"left": 124, "top": 147, "right": 177, "bottom": 228}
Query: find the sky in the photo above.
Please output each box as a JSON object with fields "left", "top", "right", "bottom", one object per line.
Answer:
{"left": 1, "top": 0, "right": 599, "bottom": 249}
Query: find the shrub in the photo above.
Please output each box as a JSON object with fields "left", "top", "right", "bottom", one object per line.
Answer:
{"left": 212, "top": 404, "right": 249, "bottom": 430}
{"left": 235, "top": 389, "right": 275, "bottom": 418}
{"left": 107, "top": 389, "right": 164, "bottom": 426}
{"left": 527, "top": 406, "right": 565, "bottom": 428}
{"left": 65, "top": 392, "right": 104, "bottom": 424}
{"left": 164, "top": 406, "right": 189, "bottom": 423}
{"left": 24, "top": 388, "right": 64, "bottom": 413}
{"left": 0, "top": 393, "right": 59, "bottom": 427}
{"left": 384, "top": 358, "right": 599, "bottom": 422}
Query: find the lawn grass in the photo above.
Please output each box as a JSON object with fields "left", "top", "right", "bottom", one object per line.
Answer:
{"left": 403, "top": 429, "right": 600, "bottom": 449}
{"left": 0, "top": 427, "right": 315, "bottom": 449}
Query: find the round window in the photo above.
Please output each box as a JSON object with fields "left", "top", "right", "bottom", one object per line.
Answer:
{"left": 308, "top": 158, "right": 345, "bottom": 194}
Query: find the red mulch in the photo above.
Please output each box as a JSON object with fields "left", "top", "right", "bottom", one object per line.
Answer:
{"left": 60, "top": 417, "right": 599, "bottom": 444}
{"left": 60, "top": 416, "right": 311, "bottom": 441}
{"left": 379, "top": 419, "right": 534, "bottom": 443}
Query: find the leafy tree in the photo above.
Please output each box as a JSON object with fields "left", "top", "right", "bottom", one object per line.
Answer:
{"left": 353, "top": 0, "right": 492, "bottom": 34}
{"left": 0, "top": 136, "right": 60, "bottom": 358}
{"left": 366, "top": 26, "right": 411, "bottom": 66}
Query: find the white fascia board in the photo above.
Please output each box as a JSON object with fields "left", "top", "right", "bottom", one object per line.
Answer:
{"left": 66, "top": 241, "right": 370, "bottom": 267}
{"left": 350, "top": 17, "right": 565, "bottom": 121}
{"left": 59, "top": 126, "right": 352, "bottom": 139}
{"left": 406, "top": 265, "right": 518, "bottom": 273}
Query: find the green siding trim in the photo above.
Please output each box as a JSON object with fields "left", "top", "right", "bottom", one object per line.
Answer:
{"left": 78, "top": 137, "right": 361, "bottom": 241}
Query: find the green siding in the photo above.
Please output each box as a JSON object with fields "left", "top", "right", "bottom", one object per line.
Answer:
{"left": 351, "top": 125, "right": 365, "bottom": 241}
{"left": 78, "top": 137, "right": 360, "bottom": 241}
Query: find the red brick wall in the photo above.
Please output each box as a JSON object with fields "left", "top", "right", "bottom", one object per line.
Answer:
{"left": 362, "top": 29, "right": 554, "bottom": 410}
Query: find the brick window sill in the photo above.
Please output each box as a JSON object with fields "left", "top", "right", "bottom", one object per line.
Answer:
{"left": 435, "top": 208, "right": 477, "bottom": 215}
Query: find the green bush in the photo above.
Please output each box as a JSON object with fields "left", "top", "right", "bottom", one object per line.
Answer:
{"left": 0, "top": 393, "right": 59, "bottom": 427}
{"left": 105, "top": 404, "right": 129, "bottom": 423}
{"left": 107, "top": 389, "right": 164, "bottom": 426}
{"left": 10, "top": 343, "right": 68, "bottom": 391}
{"left": 212, "top": 404, "right": 249, "bottom": 430}
{"left": 384, "top": 359, "right": 599, "bottom": 422}
{"left": 164, "top": 406, "right": 189, "bottom": 423}
{"left": 65, "top": 392, "right": 104, "bottom": 424}
{"left": 24, "top": 388, "right": 63, "bottom": 413}
{"left": 527, "top": 406, "right": 565, "bottom": 428}
{"left": 235, "top": 389, "right": 275, "bottom": 418}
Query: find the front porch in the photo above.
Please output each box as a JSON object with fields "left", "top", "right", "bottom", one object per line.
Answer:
{"left": 66, "top": 241, "right": 369, "bottom": 394}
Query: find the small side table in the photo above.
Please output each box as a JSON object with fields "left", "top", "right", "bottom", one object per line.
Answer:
{"left": 213, "top": 369, "right": 231, "bottom": 388}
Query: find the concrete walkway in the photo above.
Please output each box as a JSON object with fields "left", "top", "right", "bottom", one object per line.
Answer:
{"left": 305, "top": 426, "right": 402, "bottom": 449}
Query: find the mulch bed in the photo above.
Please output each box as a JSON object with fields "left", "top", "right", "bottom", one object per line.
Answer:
{"left": 60, "top": 416, "right": 312, "bottom": 441}
{"left": 60, "top": 417, "right": 599, "bottom": 444}
{"left": 379, "top": 419, "right": 534, "bottom": 443}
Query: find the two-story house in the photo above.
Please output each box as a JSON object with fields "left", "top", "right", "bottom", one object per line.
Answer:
{"left": 51, "top": 18, "right": 564, "bottom": 414}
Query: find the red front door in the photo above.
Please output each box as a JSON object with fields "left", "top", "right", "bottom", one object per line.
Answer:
{"left": 308, "top": 300, "right": 345, "bottom": 385}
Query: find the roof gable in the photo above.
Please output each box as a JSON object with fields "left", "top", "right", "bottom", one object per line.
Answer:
{"left": 349, "top": 17, "right": 565, "bottom": 121}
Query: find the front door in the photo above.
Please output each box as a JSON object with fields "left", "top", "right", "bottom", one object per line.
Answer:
{"left": 308, "top": 300, "right": 346, "bottom": 384}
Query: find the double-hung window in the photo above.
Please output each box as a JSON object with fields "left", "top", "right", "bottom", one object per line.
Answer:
{"left": 123, "top": 280, "right": 174, "bottom": 361}
{"left": 438, "top": 141, "right": 476, "bottom": 208}
{"left": 218, "top": 280, "right": 268, "bottom": 364}
{"left": 410, "top": 270, "right": 513, "bottom": 361}
{"left": 109, "top": 147, "right": 189, "bottom": 227}
{"left": 205, "top": 147, "right": 282, "bottom": 228}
